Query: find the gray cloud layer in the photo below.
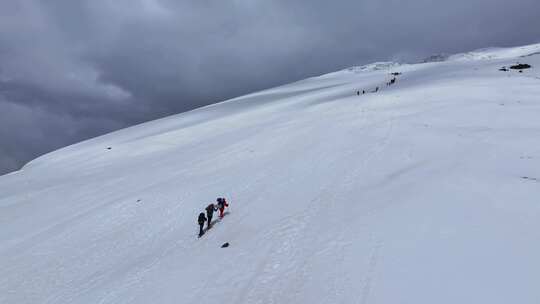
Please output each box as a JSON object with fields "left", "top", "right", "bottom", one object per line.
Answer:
{"left": 1, "top": 0, "right": 539, "bottom": 174}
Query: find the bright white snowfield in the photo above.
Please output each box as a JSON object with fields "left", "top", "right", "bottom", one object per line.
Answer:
{"left": 2, "top": 44, "right": 540, "bottom": 304}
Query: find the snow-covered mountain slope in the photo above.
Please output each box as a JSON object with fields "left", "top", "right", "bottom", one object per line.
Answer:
{"left": 1, "top": 43, "right": 540, "bottom": 304}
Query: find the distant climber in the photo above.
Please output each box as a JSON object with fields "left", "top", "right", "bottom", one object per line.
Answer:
{"left": 375, "top": 86, "right": 379, "bottom": 92}
{"left": 362, "top": 90, "right": 365, "bottom": 94}
{"left": 217, "top": 197, "right": 229, "bottom": 218}
{"left": 357, "top": 91, "right": 360, "bottom": 96}
{"left": 198, "top": 212, "right": 207, "bottom": 237}
{"left": 206, "top": 203, "right": 217, "bottom": 229}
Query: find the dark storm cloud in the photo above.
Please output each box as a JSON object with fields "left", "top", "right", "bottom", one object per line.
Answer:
{"left": 1, "top": 0, "right": 539, "bottom": 175}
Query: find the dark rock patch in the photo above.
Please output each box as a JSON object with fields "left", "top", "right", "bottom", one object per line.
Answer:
{"left": 510, "top": 63, "right": 531, "bottom": 70}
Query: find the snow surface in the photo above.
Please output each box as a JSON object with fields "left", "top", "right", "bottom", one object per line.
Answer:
{"left": 2, "top": 43, "right": 540, "bottom": 304}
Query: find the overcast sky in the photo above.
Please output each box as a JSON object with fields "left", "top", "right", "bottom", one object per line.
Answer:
{"left": 0, "top": 0, "right": 539, "bottom": 175}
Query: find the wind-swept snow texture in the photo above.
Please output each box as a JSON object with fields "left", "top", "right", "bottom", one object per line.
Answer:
{"left": 2, "top": 44, "right": 540, "bottom": 304}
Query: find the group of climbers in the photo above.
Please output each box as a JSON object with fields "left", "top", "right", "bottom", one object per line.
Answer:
{"left": 357, "top": 87, "right": 379, "bottom": 95}
{"left": 356, "top": 73, "right": 400, "bottom": 96}
{"left": 197, "top": 197, "right": 229, "bottom": 237}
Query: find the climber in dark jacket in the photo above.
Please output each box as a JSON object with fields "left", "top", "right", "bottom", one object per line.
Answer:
{"left": 205, "top": 203, "right": 217, "bottom": 229}
{"left": 198, "top": 212, "right": 207, "bottom": 237}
